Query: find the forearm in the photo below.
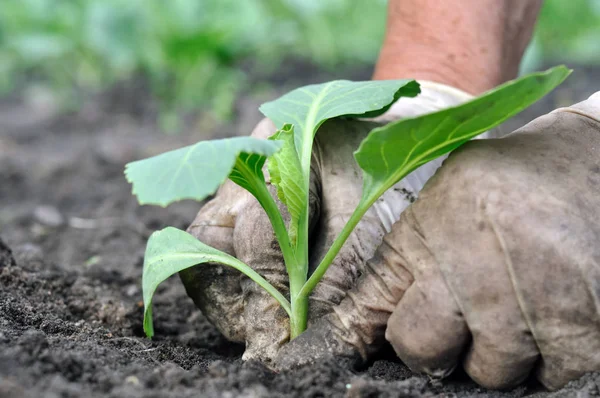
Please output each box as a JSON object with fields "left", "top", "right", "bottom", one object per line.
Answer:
{"left": 373, "top": 0, "right": 543, "bottom": 94}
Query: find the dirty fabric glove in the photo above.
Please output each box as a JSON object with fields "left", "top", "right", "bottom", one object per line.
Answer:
{"left": 179, "top": 82, "right": 476, "bottom": 364}
{"left": 276, "top": 92, "right": 600, "bottom": 390}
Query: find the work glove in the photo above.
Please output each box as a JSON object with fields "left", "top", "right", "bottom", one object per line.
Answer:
{"left": 179, "top": 82, "right": 476, "bottom": 365}
{"left": 276, "top": 92, "right": 600, "bottom": 390}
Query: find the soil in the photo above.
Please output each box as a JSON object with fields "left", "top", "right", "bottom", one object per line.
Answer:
{"left": 1, "top": 65, "right": 600, "bottom": 398}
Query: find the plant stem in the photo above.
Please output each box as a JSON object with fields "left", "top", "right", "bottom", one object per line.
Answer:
{"left": 289, "top": 197, "right": 310, "bottom": 338}
{"left": 288, "top": 242, "right": 308, "bottom": 338}
{"left": 254, "top": 181, "right": 297, "bottom": 274}
{"left": 290, "top": 293, "right": 308, "bottom": 338}
{"left": 299, "top": 201, "right": 370, "bottom": 298}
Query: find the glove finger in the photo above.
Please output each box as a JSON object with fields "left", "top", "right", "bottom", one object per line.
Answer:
{"left": 529, "top": 229, "right": 600, "bottom": 391}
{"left": 180, "top": 180, "right": 246, "bottom": 342}
{"left": 491, "top": 194, "right": 600, "bottom": 391}
{"left": 435, "top": 195, "right": 539, "bottom": 389}
{"left": 384, "top": 206, "right": 469, "bottom": 378}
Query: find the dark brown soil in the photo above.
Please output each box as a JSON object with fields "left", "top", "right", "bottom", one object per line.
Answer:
{"left": 1, "top": 66, "right": 600, "bottom": 398}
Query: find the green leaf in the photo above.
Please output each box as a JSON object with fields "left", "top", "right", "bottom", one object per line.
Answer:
{"left": 229, "top": 152, "right": 269, "bottom": 198}
{"left": 355, "top": 66, "right": 571, "bottom": 207}
{"left": 268, "top": 124, "right": 305, "bottom": 245}
{"left": 142, "top": 227, "right": 291, "bottom": 338}
{"left": 125, "top": 137, "right": 282, "bottom": 207}
{"left": 229, "top": 150, "right": 296, "bottom": 267}
{"left": 259, "top": 79, "right": 420, "bottom": 170}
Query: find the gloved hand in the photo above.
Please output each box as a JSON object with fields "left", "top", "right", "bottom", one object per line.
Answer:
{"left": 178, "top": 82, "right": 475, "bottom": 365}
{"left": 276, "top": 92, "right": 600, "bottom": 390}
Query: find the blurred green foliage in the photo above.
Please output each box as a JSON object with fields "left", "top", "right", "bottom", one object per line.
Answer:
{"left": 0, "top": 0, "right": 385, "bottom": 121}
{"left": 536, "top": 0, "right": 600, "bottom": 64}
{"left": 0, "top": 0, "right": 598, "bottom": 121}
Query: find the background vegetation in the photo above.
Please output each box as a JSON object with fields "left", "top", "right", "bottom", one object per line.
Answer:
{"left": 1, "top": 0, "right": 598, "bottom": 124}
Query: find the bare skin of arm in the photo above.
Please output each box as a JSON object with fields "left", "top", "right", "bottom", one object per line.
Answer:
{"left": 374, "top": 0, "right": 543, "bottom": 94}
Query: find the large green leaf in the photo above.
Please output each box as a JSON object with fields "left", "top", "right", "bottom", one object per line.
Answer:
{"left": 268, "top": 124, "right": 305, "bottom": 246}
{"left": 259, "top": 79, "right": 420, "bottom": 170}
{"left": 355, "top": 66, "right": 571, "bottom": 207}
{"left": 142, "top": 227, "right": 291, "bottom": 338}
{"left": 125, "top": 137, "right": 282, "bottom": 207}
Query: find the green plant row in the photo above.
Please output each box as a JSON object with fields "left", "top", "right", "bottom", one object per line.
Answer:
{"left": 2, "top": 0, "right": 597, "bottom": 121}
{"left": 0, "top": 0, "right": 386, "bottom": 121}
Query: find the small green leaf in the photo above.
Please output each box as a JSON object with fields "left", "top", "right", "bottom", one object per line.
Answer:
{"left": 268, "top": 124, "right": 305, "bottom": 245}
{"left": 355, "top": 66, "right": 571, "bottom": 207}
{"left": 229, "top": 152, "right": 268, "bottom": 193}
{"left": 125, "top": 137, "right": 282, "bottom": 207}
{"left": 229, "top": 150, "right": 296, "bottom": 265}
{"left": 142, "top": 227, "right": 291, "bottom": 338}
{"left": 260, "top": 79, "right": 420, "bottom": 170}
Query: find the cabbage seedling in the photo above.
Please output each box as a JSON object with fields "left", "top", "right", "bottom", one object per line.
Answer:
{"left": 125, "top": 66, "right": 569, "bottom": 339}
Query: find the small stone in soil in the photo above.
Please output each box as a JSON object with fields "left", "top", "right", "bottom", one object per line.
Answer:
{"left": 33, "top": 205, "right": 64, "bottom": 227}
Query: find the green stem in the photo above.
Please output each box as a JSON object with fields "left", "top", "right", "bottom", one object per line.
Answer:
{"left": 288, "top": 238, "right": 309, "bottom": 339}
{"left": 299, "top": 200, "right": 371, "bottom": 298}
{"left": 290, "top": 293, "right": 308, "bottom": 339}
{"left": 253, "top": 181, "right": 298, "bottom": 274}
